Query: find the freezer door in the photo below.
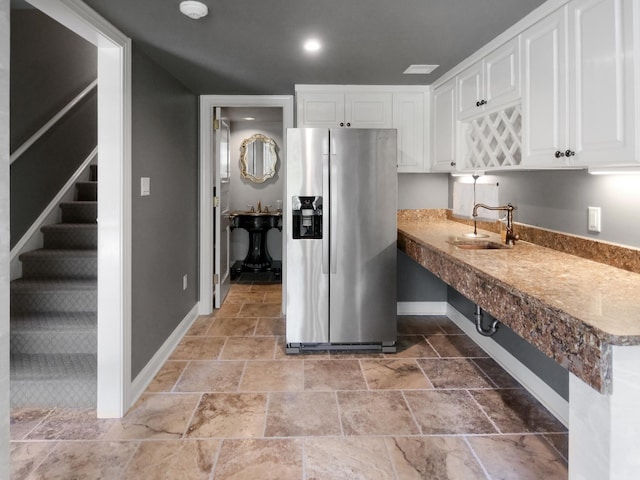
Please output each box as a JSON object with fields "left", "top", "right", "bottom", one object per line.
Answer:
{"left": 329, "top": 128, "right": 397, "bottom": 343}
{"left": 285, "top": 128, "right": 330, "bottom": 344}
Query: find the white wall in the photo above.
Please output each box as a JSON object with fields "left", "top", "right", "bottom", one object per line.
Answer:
{"left": 228, "top": 120, "right": 284, "bottom": 262}
{"left": 1, "top": 0, "right": 11, "bottom": 476}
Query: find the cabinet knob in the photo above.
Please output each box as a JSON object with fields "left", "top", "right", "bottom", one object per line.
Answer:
{"left": 339, "top": 122, "right": 344, "bottom": 127}
{"left": 476, "top": 99, "right": 487, "bottom": 107}
{"left": 450, "top": 161, "right": 456, "bottom": 167}
{"left": 555, "top": 150, "right": 565, "bottom": 158}
{"left": 565, "top": 150, "right": 575, "bottom": 157}
{"left": 346, "top": 122, "right": 351, "bottom": 127}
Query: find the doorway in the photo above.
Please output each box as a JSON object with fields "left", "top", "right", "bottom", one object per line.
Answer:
{"left": 199, "top": 96, "right": 294, "bottom": 315}
{"left": 24, "top": 0, "right": 132, "bottom": 418}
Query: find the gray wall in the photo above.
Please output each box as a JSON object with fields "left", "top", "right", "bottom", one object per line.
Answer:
{"left": 448, "top": 287, "right": 569, "bottom": 400}
{"left": 1, "top": 0, "right": 11, "bottom": 476}
{"left": 131, "top": 47, "right": 199, "bottom": 378}
{"left": 229, "top": 120, "right": 283, "bottom": 262}
{"left": 397, "top": 173, "right": 450, "bottom": 302}
{"left": 10, "top": 9, "right": 97, "bottom": 248}
{"left": 10, "top": 9, "right": 96, "bottom": 151}
{"left": 449, "top": 169, "right": 640, "bottom": 249}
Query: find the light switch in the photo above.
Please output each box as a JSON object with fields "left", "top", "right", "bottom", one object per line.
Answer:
{"left": 141, "top": 177, "right": 150, "bottom": 196}
{"left": 588, "top": 206, "right": 601, "bottom": 233}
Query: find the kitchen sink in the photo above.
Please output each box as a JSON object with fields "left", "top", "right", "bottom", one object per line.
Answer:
{"left": 450, "top": 240, "right": 511, "bottom": 250}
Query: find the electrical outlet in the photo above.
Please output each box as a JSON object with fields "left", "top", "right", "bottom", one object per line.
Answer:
{"left": 588, "top": 206, "right": 601, "bottom": 233}
{"left": 183, "top": 274, "right": 188, "bottom": 291}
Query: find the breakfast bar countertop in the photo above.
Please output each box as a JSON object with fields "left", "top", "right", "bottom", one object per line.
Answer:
{"left": 397, "top": 210, "right": 640, "bottom": 393}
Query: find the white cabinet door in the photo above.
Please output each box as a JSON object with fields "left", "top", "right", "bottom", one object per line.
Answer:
{"left": 521, "top": 6, "right": 570, "bottom": 167}
{"left": 522, "top": 0, "right": 637, "bottom": 168}
{"left": 457, "top": 38, "right": 521, "bottom": 120}
{"left": 568, "top": 0, "right": 637, "bottom": 166}
{"left": 296, "top": 91, "right": 392, "bottom": 128}
{"left": 296, "top": 92, "right": 345, "bottom": 128}
{"left": 394, "top": 92, "right": 426, "bottom": 172}
{"left": 346, "top": 92, "right": 393, "bottom": 128}
{"left": 485, "top": 37, "right": 521, "bottom": 109}
{"left": 432, "top": 79, "right": 458, "bottom": 172}
{"left": 457, "top": 61, "right": 484, "bottom": 120}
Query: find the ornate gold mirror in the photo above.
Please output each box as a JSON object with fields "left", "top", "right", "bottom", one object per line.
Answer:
{"left": 239, "top": 133, "right": 278, "bottom": 183}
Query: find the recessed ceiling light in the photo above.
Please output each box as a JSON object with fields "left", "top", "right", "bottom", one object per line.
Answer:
{"left": 179, "top": 1, "right": 208, "bottom": 19}
{"left": 243, "top": 117, "right": 256, "bottom": 121}
{"left": 403, "top": 64, "right": 439, "bottom": 75}
{"left": 303, "top": 38, "right": 322, "bottom": 53}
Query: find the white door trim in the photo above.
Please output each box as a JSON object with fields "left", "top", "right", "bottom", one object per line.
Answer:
{"left": 198, "top": 95, "right": 294, "bottom": 314}
{"left": 27, "top": 0, "right": 132, "bottom": 418}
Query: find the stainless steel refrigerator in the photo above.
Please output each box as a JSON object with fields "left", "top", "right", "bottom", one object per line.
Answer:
{"left": 285, "top": 128, "right": 397, "bottom": 353}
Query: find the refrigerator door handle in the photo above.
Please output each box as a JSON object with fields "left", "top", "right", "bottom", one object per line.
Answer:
{"left": 322, "top": 152, "right": 330, "bottom": 274}
{"left": 329, "top": 152, "right": 338, "bottom": 274}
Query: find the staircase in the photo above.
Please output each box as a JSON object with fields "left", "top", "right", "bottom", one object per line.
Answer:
{"left": 10, "top": 165, "right": 98, "bottom": 408}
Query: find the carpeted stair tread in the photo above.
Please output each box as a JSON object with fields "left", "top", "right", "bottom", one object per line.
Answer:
{"left": 60, "top": 201, "right": 97, "bottom": 223}
{"left": 75, "top": 181, "right": 97, "bottom": 201}
{"left": 20, "top": 249, "right": 97, "bottom": 258}
{"left": 11, "top": 279, "right": 97, "bottom": 314}
{"left": 10, "top": 354, "right": 96, "bottom": 408}
{"left": 11, "top": 311, "right": 96, "bottom": 330}
{"left": 11, "top": 312, "right": 96, "bottom": 355}
{"left": 19, "top": 249, "right": 97, "bottom": 279}
{"left": 41, "top": 223, "right": 97, "bottom": 249}
{"left": 11, "top": 278, "right": 97, "bottom": 292}
{"left": 11, "top": 353, "right": 97, "bottom": 379}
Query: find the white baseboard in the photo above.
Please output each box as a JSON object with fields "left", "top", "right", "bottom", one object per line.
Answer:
{"left": 128, "top": 303, "right": 200, "bottom": 407}
{"left": 446, "top": 304, "right": 569, "bottom": 427}
{"left": 397, "top": 301, "right": 447, "bottom": 316}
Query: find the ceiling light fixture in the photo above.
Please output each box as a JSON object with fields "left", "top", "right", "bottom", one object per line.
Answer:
{"left": 179, "top": 1, "right": 208, "bottom": 19}
{"left": 303, "top": 38, "right": 322, "bottom": 53}
{"left": 243, "top": 117, "right": 255, "bottom": 121}
{"left": 403, "top": 64, "right": 439, "bottom": 75}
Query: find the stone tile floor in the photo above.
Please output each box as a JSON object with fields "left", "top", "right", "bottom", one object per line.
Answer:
{"left": 10, "top": 282, "right": 568, "bottom": 479}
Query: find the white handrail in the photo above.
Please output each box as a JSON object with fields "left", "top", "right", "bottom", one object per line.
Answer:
{"left": 10, "top": 79, "right": 98, "bottom": 165}
{"left": 10, "top": 146, "right": 98, "bottom": 266}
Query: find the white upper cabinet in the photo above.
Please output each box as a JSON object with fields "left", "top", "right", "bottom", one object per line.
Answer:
{"left": 522, "top": 0, "right": 638, "bottom": 167}
{"left": 295, "top": 92, "right": 346, "bottom": 128}
{"left": 568, "top": 0, "right": 637, "bottom": 166}
{"left": 457, "top": 61, "right": 484, "bottom": 120}
{"left": 394, "top": 91, "right": 428, "bottom": 173}
{"left": 296, "top": 87, "right": 392, "bottom": 128}
{"left": 346, "top": 92, "right": 393, "bottom": 128}
{"left": 432, "top": 78, "right": 458, "bottom": 172}
{"left": 521, "top": 6, "right": 569, "bottom": 167}
{"left": 296, "top": 85, "right": 430, "bottom": 172}
{"left": 457, "top": 37, "right": 521, "bottom": 120}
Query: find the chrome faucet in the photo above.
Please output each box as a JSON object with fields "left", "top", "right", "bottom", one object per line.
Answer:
{"left": 472, "top": 203, "right": 519, "bottom": 246}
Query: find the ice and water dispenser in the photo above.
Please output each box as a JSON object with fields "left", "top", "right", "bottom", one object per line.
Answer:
{"left": 292, "top": 196, "right": 322, "bottom": 239}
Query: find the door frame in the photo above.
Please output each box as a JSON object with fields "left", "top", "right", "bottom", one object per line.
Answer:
{"left": 198, "top": 95, "right": 294, "bottom": 314}
{"left": 26, "top": 0, "right": 132, "bottom": 418}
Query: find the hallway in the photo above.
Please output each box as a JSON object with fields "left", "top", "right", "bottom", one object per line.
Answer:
{"left": 11, "top": 282, "right": 568, "bottom": 479}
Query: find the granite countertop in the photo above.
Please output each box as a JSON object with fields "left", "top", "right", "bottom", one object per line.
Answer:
{"left": 397, "top": 211, "right": 640, "bottom": 393}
